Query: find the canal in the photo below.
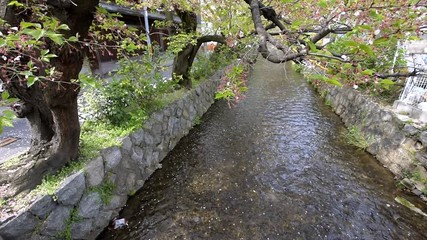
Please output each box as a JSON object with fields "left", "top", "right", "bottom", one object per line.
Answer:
{"left": 99, "top": 60, "right": 427, "bottom": 239}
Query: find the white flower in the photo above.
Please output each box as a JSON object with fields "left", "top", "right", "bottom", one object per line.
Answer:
{"left": 341, "top": 55, "right": 349, "bottom": 61}
{"left": 10, "top": 27, "right": 18, "bottom": 31}
{"left": 353, "top": 84, "right": 358, "bottom": 90}
{"left": 13, "top": 55, "right": 21, "bottom": 62}
{"left": 354, "top": 10, "right": 361, "bottom": 16}
{"left": 374, "top": 29, "right": 381, "bottom": 35}
{"left": 1, "top": 55, "right": 7, "bottom": 61}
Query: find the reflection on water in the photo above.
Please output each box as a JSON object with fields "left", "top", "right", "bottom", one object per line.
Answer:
{"left": 99, "top": 60, "right": 427, "bottom": 240}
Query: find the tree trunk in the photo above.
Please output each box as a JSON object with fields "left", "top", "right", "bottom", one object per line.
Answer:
{"left": 0, "top": 0, "right": 98, "bottom": 196}
{"left": 173, "top": 44, "right": 196, "bottom": 89}
{"left": 172, "top": 9, "right": 227, "bottom": 89}
{"left": 172, "top": 9, "right": 198, "bottom": 89}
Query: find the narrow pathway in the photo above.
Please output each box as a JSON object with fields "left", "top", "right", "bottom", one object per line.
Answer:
{"left": 99, "top": 60, "right": 427, "bottom": 239}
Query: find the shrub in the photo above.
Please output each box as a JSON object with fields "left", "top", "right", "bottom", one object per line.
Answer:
{"left": 81, "top": 52, "right": 177, "bottom": 127}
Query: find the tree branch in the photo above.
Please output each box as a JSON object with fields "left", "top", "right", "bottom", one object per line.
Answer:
{"left": 375, "top": 70, "right": 418, "bottom": 79}
{"left": 308, "top": 53, "right": 349, "bottom": 62}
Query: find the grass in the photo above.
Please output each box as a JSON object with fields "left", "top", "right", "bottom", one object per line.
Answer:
{"left": 89, "top": 179, "right": 115, "bottom": 204}
{"left": 58, "top": 208, "right": 81, "bottom": 240}
{"left": 343, "top": 125, "right": 373, "bottom": 150}
{"left": 194, "top": 116, "right": 202, "bottom": 126}
{"left": 79, "top": 121, "right": 132, "bottom": 161}
{"left": 33, "top": 160, "right": 87, "bottom": 197}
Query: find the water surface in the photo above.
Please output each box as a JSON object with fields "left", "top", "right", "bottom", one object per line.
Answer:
{"left": 99, "top": 60, "right": 427, "bottom": 239}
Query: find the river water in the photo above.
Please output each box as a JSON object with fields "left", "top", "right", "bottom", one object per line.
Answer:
{"left": 99, "top": 60, "right": 427, "bottom": 239}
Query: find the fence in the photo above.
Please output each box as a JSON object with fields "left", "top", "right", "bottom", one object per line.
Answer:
{"left": 399, "top": 74, "right": 427, "bottom": 106}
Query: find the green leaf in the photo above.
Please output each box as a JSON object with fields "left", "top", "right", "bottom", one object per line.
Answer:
{"left": 2, "top": 109, "right": 15, "bottom": 119}
{"left": 1, "top": 91, "right": 9, "bottom": 100}
{"left": 356, "top": 25, "right": 373, "bottom": 31}
{"left": 23, "top": 29, "right": 45, "bottom": 40}
{"left": 307, "top": 40, "right": 317, "bottom": 51}
{"left": 27, "top": 76, "right": 39, "bottom": 87}
{"left": 361, "top": 69, "right": 374, "bottom": 76}
{"left": 20, "top": 22, "right": 41, "bottom": 29}
{"left": 359, "top": 44, "right": 374, "bottom": 57}
{"left": 380, "top": 79, "right": 395, "bottom": 85}
{"left": 369, "top": 10, "right": 384, "bottom": 20}
{"left": 318, "top": 0, "right": 328, "bottom": 8}
{"left": 326, "top": 77, "right": 343, "bottom": 87}
{"left": 290, "top": 20, "right": 303, "bottom": 30}
{"left": 373, "top": 37, "right": 388, "bottom": 45}
{"left": 68, "top": 36, "right": 79, "bottom": 42}
{"left": 380, "top": 79, "right": 395, "bottom": 90}
{"left": 79, "top": 74, "right": 99, "bottom": 88}
{"left": 342, "top": 40, "right": 358, "bottom": 47}
{"left": 7, "top": 1, "right": 24, "bottom": 7}
{"left": 309, "top": 74, "right": 329, "bottom": 81}
{"left": 343, "top": 63, "right": 352, "bottom": 69}
{"left": 46, "top": 32, "right": 64, "bottom": 45}
{"left": 57, "top": 24, "right": 70, "bottom": 31}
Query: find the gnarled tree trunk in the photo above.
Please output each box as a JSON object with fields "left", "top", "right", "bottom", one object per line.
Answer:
{"left": 172, "top": 9, "right": 226, "bottom": 89}
{"left": 0, "top": 0, "right": 99, "bottom": 196}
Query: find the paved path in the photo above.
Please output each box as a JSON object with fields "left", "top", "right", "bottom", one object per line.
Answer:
{"left": 0, "top": 107, "right": 31, "bottom": 164}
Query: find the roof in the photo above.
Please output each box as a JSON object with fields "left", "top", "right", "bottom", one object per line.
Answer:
{"left": 100, "top": 2, "right": 181, "bottom": 23}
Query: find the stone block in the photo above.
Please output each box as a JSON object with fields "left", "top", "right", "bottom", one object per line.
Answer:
{"left": 152, "top": 112, "right": 164, "bottom": 123}
{"left": 403, "top": 124, "right": 419, "bottom": 136}
{"left": 56, "top": 171, "right": 86, "bottom": 206}
{"left": 144, "top": 133, "right": 154, "bottom": 146}
{"left": 40, "top": 205, "right": 72, "bottom": 237}
{"left": 0, "top": 211, "right": 38, "bottom": 240}
{"left": 102, "top": 146, "right": 122, "bottom": 172}
{"left": 103, "top": 195, "right": 127, "bottom": 211}
{"left": 131, "top": 130, "right": 145, "bottom": 146}
{"left": 29, "top": 195, "right": 55, "bottom": 219}
{"left": 121, "top": 137, "right": 132, "bottom": 152}
{"left": 416, "top": 151, "right": 427, "bottom": 168}
{"left": 126, "top": 172, "right": 137, "bottom": 192}
{"left": 85, "top": 157, "right": 104, "bottom": 188}
{"left": 71, "top": 218, "right": 93, "bottom": 240}
{"left": 419, "top": 131, "right": 427, "bottom": 146}
{"left": 88, "top": 210, "right": 114, "bottom": 240}
{"left": 130, "top": 146, "right": 144, "bottom": 162}
{"left": 77, "top": 192, "right": 102, "bottom": 219}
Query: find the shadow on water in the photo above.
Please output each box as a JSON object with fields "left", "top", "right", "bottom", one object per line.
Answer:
{"left": 98, "top": 59, "right": 427, "bottom": 240}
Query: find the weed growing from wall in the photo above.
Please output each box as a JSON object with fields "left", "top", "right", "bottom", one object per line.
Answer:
{"left": 89, "top": 179, "right": 115, "bottom": 205}
{"left": 343, "top": 125, "right": 373, "bottom": 150}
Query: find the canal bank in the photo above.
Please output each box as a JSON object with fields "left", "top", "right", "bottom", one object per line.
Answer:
{"left": 313, "top": 72, "right": 427, "bottom": 202}
{"left": 99, "top": 60, "right": 427, "bottom": 239}
{"left": 0, "top": 60, "right": 233, "bottom": 239}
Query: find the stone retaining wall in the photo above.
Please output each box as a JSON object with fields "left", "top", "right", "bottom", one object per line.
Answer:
{"left": 0, "top": 68, "right": 224, "bottom": 240}
{"left": 317, "top": 83, "right": 427, "bottom": 199}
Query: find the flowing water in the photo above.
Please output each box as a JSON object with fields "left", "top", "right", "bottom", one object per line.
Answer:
{"left": 99, "top": 60, "right": 427, "bottom": 239}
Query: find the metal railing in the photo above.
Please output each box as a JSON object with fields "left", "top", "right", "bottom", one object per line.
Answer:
{"left": 399, "top": 74, "right": 427, "bottom": 106}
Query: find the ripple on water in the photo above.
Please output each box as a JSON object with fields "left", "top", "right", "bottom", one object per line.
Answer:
{"left": 98, "top": 60, "right": 427, "bottom": 240}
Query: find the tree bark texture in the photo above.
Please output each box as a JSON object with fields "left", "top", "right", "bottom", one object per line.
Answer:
{"left": 172, "top": 10, "right": 226, "bottom": 89}
{"left": 0, "top": 0, "right": 98, "bottom": 196}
